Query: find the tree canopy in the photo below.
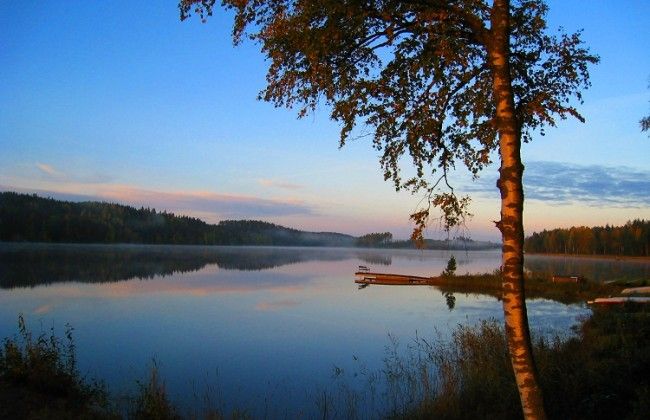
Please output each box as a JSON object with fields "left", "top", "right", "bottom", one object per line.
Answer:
{"left": 181, "top": 0, "right": 596, "bottom": 234}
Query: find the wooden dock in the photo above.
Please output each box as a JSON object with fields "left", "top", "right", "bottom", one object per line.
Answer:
{"left": 354, "top": 271, "right": 435, "bottom": 286}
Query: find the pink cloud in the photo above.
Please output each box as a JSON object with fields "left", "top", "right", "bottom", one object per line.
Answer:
{"left": 97, "top": 185, "right": 314, "bottom": 218}
{"left": 36, "top": 163, "right": 62, "bottom": 177}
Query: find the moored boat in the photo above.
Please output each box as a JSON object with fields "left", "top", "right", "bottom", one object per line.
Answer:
{"left": 621, "top": 286, "right": 650, "bottom": 295}
{"left": 587, "top": 296, "right": 650, "bottom": 305}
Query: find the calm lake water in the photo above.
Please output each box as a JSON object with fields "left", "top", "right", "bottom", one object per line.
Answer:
{"left": 1, "top": 243, "right": 648, "bottom": 416}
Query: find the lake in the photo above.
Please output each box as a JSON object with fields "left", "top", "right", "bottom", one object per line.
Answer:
{"left": 1, "top": 243, "right": 648, "bottom": 416}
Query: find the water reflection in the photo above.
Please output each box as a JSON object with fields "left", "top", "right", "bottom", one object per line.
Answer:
{"left": 525, "top": 254, "right": 650, "bottom": 282}
{"left": 0, "top": 243, "right": 607, "bottom": 417}
{"left": 3, "top": 244, "right": 647, "bottom": 291}
{"left": 0, "top": 243, "right": 390, "bottom": 289}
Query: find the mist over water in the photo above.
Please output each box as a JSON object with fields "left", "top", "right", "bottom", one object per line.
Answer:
{"left": 1, "top": 244, "right": 644, "bottom": 416}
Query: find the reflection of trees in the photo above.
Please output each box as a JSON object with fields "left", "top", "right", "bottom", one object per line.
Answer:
{"left": 6, "top": 244, "right": 645, "bottom": 290}
{"left": 0, "top": 244, "right": 400, "bottom": 288}
{"left": 208, "top": 247, "right": 352, "bottom": 270}
{"left": 356, "top": 253, "right": 392, "bottom": 266}
{"left": 524, "top": 256, "right": 650, "bottom": 283}
{"left": 0, "top": 245, "right": 213, "bottom": 288}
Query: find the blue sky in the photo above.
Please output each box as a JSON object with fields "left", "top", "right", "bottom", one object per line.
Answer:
{"left": 1, "top": 1, "right": 649, "bottom": 240}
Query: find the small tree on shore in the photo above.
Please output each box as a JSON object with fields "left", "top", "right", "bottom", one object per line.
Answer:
{"left": 181, "top": 1, "right": 598, "bottom": 417}
{"left": 442, "top": 255, "right": 457, "bottom": 277}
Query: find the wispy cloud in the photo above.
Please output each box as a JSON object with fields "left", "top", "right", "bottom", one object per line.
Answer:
{"left": 36, "top": 163, "right": 62, "bottom": 177}
{"left": 99, "top": 186, "right": 314, "bottom": 218}
{"left": 1, "top": 184, "right": 315, "bottom": 219}
{"left": 34, "top": 162, "right": 112, "bottom": 184}
{"left": 464, "top": 161, "right": 650, "bottom": 207}
{"left": 258, "top": 178, "right": 303, "bottom": 190}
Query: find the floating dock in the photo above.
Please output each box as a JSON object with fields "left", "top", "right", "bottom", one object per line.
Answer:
{"left": 354, "top": 271, "right": 435, "bottom": 285}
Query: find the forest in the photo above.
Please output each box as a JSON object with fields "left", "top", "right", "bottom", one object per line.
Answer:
{"left": 524, "top": 219, "right": 649, "bottom": 256}
{"left": 355, "top": 231, "right": 499, "bottom": 250}
{"left": 4, "top": 192, "right": 646, "bottom": 256}
{"left": 0, "top": 192, "right": 354, "bottom": 247}
{"left": 0, "top": 192, "right": 500, "bottom": 250}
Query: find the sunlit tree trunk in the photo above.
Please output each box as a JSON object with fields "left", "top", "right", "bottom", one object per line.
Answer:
{"left": 489, "top": 1, "right": 547, "bottom": 418}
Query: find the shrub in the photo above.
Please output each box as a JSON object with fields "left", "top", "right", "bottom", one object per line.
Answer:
{"left": 0, "top": 314, "right": 115, "bottom": 419}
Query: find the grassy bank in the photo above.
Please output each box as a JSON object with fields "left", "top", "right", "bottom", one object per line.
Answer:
{"left": 431, "top": 272, "right": 634, "bottom": 305}
{"left": 525, "top": 252, "right": 650, "bottom": 262}
{"left": 387, "top": 306, "right": 650, "bottom": 419}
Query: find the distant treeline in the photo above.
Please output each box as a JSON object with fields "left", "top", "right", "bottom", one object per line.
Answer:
{"left": 0, "top": 192, "right": 354, "bottom": 247}
{"left": 0, "top": 192, "right": 501, "bottom": 249}
{"left": 524, "top": 219, "right": 649, "bottom": 256}
{"left": 355, "top": 232, "right": 393, "bottom": 247}
{"left": 355, "top": 231, "right": 499, "bottom": 250}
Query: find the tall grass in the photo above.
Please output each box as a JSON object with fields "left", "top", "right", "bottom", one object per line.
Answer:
{"left": 390, "top": 307, "right": 650, "bottom": 419}
{"left": 129, "top": 360, "right": 180, "bottom": 420}
{"left": 0, "top": 314, "right": 114, "bottom": 419}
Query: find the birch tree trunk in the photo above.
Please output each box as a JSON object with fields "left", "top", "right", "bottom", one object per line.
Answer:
{"left": 489, "top": 1, "right": 547, "bottom": 418}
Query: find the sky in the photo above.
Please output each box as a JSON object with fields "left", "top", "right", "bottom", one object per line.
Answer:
{"left": 1, "top": 1, "right": 649, "bottom": 241}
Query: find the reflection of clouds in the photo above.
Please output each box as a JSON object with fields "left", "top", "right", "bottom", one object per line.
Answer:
{"left": 465, "top": 161, "right": 650, "bottom": 207}
{"left": 33, "top": 303, "right": 54, "bottom": 314}
{"left": 25, "top": 272, "right": 307, "bottom": 300}
{"left": 255, "top": 299, "right": 301, "bottom": 312}
{"left": 102, "top": 276, "right": 306, "bottom": 298}
{"left": 526, "top": 299, "right": 591, "bottom": 336}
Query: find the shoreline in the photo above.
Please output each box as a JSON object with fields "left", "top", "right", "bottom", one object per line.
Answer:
{"left": 526, "top": 252, "right": 650, "bottom": 262}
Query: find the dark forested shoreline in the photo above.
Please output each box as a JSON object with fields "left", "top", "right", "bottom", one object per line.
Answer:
{"left": 1, "top": 191, "right": 500, "bottom": 250}
{"left": 3, "top": 192, "right": 646, "bottom": 255}
{"left": 0, "top": 192, "right": 354, "bottom": 247}
{"left": 524, "top": 220, "right": 649, "bottom": 257}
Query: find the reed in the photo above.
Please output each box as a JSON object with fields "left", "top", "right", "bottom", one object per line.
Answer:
{"left": 0, "top": 314, "right": 115, "bottom": 419}
{"left": 391, "top": 307, "right": 650, "bottom": 419}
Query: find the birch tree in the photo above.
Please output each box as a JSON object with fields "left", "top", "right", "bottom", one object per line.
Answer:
{"left": 181, "top": 1, "right": 597, "bottom": 417}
